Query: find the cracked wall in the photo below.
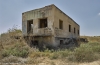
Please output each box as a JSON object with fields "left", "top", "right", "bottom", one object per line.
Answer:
{"left": 22, "top": 4, "right": 80, "bottom": 47}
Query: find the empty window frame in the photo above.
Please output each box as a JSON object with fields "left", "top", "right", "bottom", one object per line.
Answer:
{"left": 59, "top": 20, "right": 63, "bottom": 29}
{"left": 39, "top": 18, "right": 47, "bottom": 28}
{"left": 69, "top": 25, "right": 71, "bottom": 32}
{"left": 27, "top": 19, "right": 33, "bottom": 33}
{"left": 60, "top": 40, "right": 63, "bottom": 45}
{"left": 78, "top": 30, "right": 79, "bottom": 35}
{"left": 74, "top": 27, "right": 76, "bottom": 33}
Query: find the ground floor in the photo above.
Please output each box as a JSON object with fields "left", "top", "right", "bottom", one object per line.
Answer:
{"left": 24, "top": 36, "right": 79, "bottom": 50}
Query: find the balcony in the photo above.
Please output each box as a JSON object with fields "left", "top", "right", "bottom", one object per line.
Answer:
{"left": 37, "top": 28, "right": 52, "bottom": 36}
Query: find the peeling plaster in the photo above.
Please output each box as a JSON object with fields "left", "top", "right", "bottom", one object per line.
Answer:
{"left": 22, "top": 4, "right": 80, "bottom": 47}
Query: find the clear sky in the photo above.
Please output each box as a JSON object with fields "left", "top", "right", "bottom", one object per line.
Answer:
{"left": 0, "top": 0, "right": 100, "bottom": 36}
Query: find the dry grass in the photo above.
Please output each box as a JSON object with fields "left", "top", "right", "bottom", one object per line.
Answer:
{"left": 0, "top": 27, "right": 100, "bottom": 65}
{"left": 81, "top": 36, "right": 100, "bottom": 43}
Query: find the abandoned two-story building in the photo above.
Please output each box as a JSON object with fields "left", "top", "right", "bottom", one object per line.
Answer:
{"left": 22, "top": 4, "right": 80, "bottom": 47}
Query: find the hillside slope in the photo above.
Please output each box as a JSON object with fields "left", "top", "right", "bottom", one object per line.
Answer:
{"left": 0, "top": 28, "right": 100, "bottom": 65}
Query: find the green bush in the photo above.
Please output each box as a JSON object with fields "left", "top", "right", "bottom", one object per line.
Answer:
{"left": 88, "top": 42, "right": 100, "bottom": 53}
{"left": 49, "top": 49, "right": 71, "bottom": 59}
{"left": 1, "top": 56, "right": 20, "bottom": 63}
{"left": 2, "top": 49, "right": 10, "bottom": 57}
{"left": 58, "top": 50, "right": 71, "bottom": 58}
{"left": 29, "top": 49, "right": 52, "bottom": 58}
{"left": 2, "top": 46, "right": 29, "bottom": 58}
{"left": 49, "top": 52, "right": 59, "bottom": 59}
{"left": 69, "top": 43, "right": 100, "bottom": 62}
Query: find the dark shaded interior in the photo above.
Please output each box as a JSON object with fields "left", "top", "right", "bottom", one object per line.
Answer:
{"left": 27, "top": 19, "right": 33, "bottom": 33}
{"left": 39, "top": 18, "right": 47, "bottom": 28}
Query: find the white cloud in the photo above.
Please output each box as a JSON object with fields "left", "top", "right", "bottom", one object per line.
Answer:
{"left": 98, "top": 13, "right": 100, "bottom": 16}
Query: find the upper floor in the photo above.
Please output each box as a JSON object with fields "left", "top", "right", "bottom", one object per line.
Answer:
{"left": 22, "top": 4, "right": 80, "bottom": 38}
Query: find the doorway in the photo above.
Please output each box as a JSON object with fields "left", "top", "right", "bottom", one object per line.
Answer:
{"left": 27, "top": 19, "right": 33, "bottom": 34}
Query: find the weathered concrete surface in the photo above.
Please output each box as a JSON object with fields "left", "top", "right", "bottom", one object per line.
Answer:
{"left": 22, "top": 4, "right": 80, "bottom": 47}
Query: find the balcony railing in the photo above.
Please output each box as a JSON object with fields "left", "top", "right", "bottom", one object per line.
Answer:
{"left": 38, "top": 28, "right": 52, "bottom": 36}
{"left": 27, "top": 28, "right": 52, "bottom": 36}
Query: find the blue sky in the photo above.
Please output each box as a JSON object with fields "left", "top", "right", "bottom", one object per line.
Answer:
{"left": 0, "top": 0, "right": 100, "bottom": 36}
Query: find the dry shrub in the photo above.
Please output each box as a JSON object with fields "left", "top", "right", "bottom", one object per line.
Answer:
{"left": 0, "top": 26, "right": 22, "bottom": 47}
{"left": 0, "top": 27, "right": 100, "bottom": 64}
{"left": 68, "top": 43, "right": 100, "bottom": 62}
{"left": 88, "top": 42, "right": 100, "bottom": 53}
{"left": 74, "top": 44, "right": 95, "bottom": 62}
{"left": 28, "top": 42, "right": 100, "bottom": 62}
{"left": 0, "top": 56, "right": 20, "bottom": 63}
{"left": 0, "top": 26, "right": 29, "bottom": 58}
{"left": 29, "top": 49, "right": 51, "bottom": 58}
{"left": 49, "top": 49, "right": 71, "bottom": 59}
{"left": 26, "top": 58, "right": 42, "bottom": 64}
{"left": 81, "top": 36, "right": 100, "bottom": 42}
{"left": 1, "top": 44, "right": 29, "bottom": 58}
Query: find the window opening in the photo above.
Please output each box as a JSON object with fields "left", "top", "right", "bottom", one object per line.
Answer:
{"left": 69, "top": 25, "right": 71, "bottom": 32}
{"left": 78, "top": 30, "right": 79, "bottom": 35}
{"left": 59, "top": 20, "right": 63, "bottom": 29}
{"left": 74, "top": 27, "right": 76, "bottom": 33}
{"left": 27, "top": 19, "right": 33, "bottom": 34}
{"left": 39, "top": 18, "right": 47, "bottom": 28}
{"left": 60, "top": 40, "right": 63, "bottom": 45}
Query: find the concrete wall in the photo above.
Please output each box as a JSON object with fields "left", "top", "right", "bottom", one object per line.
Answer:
{"left": 22, "top": 5, "right": 55, "bottom": 36}
{"left": 33, "top": 36, "right": 55, "bottom": 46}
{"left": 53, "top": 5, "right": 80, "bottom": 38}
{"left": 22, "top": 4, "right": 80, "bottom": 47}
{"left": 52, "top": 5, "right": 80, "bottom": 46}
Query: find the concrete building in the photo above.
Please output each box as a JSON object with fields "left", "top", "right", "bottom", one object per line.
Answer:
{"left": 22, "top": 4, "right": 80, "bottom": 47}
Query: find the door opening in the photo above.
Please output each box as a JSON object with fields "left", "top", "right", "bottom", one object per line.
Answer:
{"left": 27, "top": 19, "right": 33, "bottom": 34}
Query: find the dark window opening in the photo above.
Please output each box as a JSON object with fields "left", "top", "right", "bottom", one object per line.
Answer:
{"left": 33, "top": 40, "right": 39, "bottom": 46}
{"left": 69, "top": 25, "right": 71, "bottom": 32}
{"left": 39, "top": 18, "right": 47, "bottom": 28}
{"left": 60, "top": 40, "right": 63, "bottom": 45}
{"left": 30, "top": 40, "right": 39, "bottom": 47}
{"left": 74, "top": 27, "right": 76, "bottom": 33}
{"left": 59, "top": 20, "right": 63, "bottom": 29}
{"left": 78, "top": 30, "right": 79, "bottom": 35}
{"left": 27, "top": 20, "right": 33, "bottom": 33}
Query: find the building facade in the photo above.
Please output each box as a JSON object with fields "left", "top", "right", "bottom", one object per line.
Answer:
{"left": 22, "top": 4, "right": 80, "bottom": 47}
